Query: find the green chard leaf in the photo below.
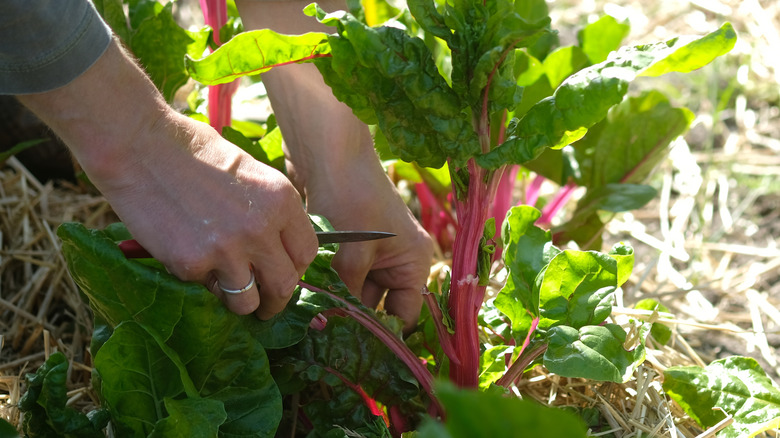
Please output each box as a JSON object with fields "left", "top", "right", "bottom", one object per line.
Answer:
{"left": 495, "top": 206, "right": 559, "bottom": 339}
{"left": 149, "top": 398, "right": 227, "bottom": 438}
{"left": 186, "top": 30, "right": 332, "bottom": 85}
{"left": 416, "top": 381, "right": 588, "bottom": 437}
{"left": 58, "top": 223, "right": 283, "bottom": 437}
{"left": 579, "top": 90, "right": 695, "bottom": 188}
{"left": 0, "top": 418, "right": 18, "bottom": 438}
{"left": 477, "top": 22, "right": 737, "bottom": 169}
{"left": 664, "top": 356, "right": 780, "bottom": 438}
{"left": 93, "top": 321, "right": 199, "bottom": 437}
{"left": 544, "top": 322, "right": 649, "bottom": 383}
{"left": 608, "top": 242, "right": 634, "bottom": 288}
{"left": 308, "top": 6, "right": 477, "bottom": 168}
{"left": 634, "top": 298, "right": 672, "bottom": 346}
{"left": 19, "top": 353, "right": 109, "bottom": 438}
{"left": 537, "top": 250, "right": 617, "bottom": 329}
{"left": 271, "top": 315, "right": 423, "bottom": 435}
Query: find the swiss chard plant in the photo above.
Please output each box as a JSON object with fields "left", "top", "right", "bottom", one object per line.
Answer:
{"left": 185, "top": 0, "right": 736, "bottom": 388}
{"left": 19, "top": 0, "right": 769, "bottom": 437}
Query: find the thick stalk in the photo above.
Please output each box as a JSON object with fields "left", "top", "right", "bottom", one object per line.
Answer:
{"left": 448, "top": 159, "right": 494, "bottom": 387}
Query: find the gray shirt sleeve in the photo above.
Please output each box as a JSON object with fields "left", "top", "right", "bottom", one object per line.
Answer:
{"left": 0, "top": 0, "right": 112, "bottom": 95}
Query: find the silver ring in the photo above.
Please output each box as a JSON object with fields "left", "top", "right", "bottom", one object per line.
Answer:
{"left": 218, "top": 270, "right": 256, "bottom": 295}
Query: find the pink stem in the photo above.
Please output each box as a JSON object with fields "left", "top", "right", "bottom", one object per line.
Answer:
{"left": 448, "top": 159, "right": 500, "bottom": 387}
{"left": 421, "top": 286, "right": 461, "bottom": 366}
{"left": 200, "top": 0, "right": 237, "bottom": 134}
{"left": 538, "top": 180, "right": 577, "bottom": 226}
{"left": 525, "top": 174, "right": 545, "bottom": 207}
{"left": 491, "top": 165, "right": 518, "bottom": 234}
{"left": 322, "top": 366, "right": 385, "bottom": 418}
{"left": 298, "top": 281, "right": 443, "bottom": 418}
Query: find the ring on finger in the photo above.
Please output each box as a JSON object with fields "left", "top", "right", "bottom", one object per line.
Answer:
{"left": 217, "top": 269, "right": 256, "bottom": 295}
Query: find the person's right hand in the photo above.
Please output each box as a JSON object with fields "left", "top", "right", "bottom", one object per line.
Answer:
{"left": 98, "top": 111, "right": 319, "bottom": 319}
{"left": 17, "top": 40, "right": 319, "bottom": 320}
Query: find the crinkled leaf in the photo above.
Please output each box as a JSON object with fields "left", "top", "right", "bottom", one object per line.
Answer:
{"left": 149, "top": 398, "right": 226, "bottom": 438}
{"left": 186, "top": 30, "right": 332, "bottom": 85}
{"left": 538, "top": 250, "right": 618, "bottom": 328}
{"left": 19, "top": 353, "right": 108, "bottom": 438}
{"left": 407, "top": 0, "right": 452, "bottom": 43}
{"left": 495, "top": 206, "right": 559, "bottom": 338}
{"left": 663, "top": 356, "right": 780, "bottom": 438}
{"left": 308, "top": 6, "right": 476, "bottom": 168}
{"left": 578, "top": 15, "right": 630, "bottom": 64}
{"left": 416, "top": 381, "right": 588, "bottom": 437}
{"left": 58, "top": 223, "right": 185, "bottom": 339}
{"left": 544, "top": 323, "right": 649, "bottom": 382}
{"left": 273, "top": 315, "right": 423, "bottom": 435}
{"left": 478, "top": 23, "right": 737, "bottom": 168}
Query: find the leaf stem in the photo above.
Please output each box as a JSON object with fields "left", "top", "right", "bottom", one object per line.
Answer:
{"left": 538, "top": 180, "right": 578, "bottom": 226}
{"left": 298, "top": 280, "right": 443, "bottom": 417}
{"left": 421, "top": 286, "right": 461, "bottom": 366}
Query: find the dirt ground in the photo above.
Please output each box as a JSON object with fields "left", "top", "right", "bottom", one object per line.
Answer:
{"left": 1, "top": 0, "right": 779, "bottom": 436}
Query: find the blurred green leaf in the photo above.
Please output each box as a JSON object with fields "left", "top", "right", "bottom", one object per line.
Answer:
{"left": 478, "top": 23, "right": 737, "bottom": 168}
{"left": 130, "top": 3, "right": 208, "bottom": 102}
{"left": 640, "top": 22, "right": 737, "bottom": 77}
{"left": 416, "top": 381, "right": 588, "bottom": 437}
{"left": 664, "top": 356, "right": 780, "bottom": 438}
{"left": 543, "top": 45, "right": 588, "bottom": 89}
{"left": 186, "top": 30, "right": 332, "bottom": 85}
{"left": 578, "top": 15, "right": 630, "bottom": 64}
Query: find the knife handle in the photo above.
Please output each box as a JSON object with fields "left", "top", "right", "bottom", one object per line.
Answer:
{"left": 118, "top": 239, "right": 153, "bottom": 258}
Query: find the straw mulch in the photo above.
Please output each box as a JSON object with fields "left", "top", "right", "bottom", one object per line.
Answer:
{"left": 1, "top": 0, "right": 779, "bottom": 436}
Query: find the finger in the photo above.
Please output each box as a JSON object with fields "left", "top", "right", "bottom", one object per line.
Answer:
{"left": 252, "top": 239, "right": 306, "bottom": 320}
{"left": 383, "top": 287, "right": 424, "bottom": 335}
{"left": 280, "top": 216, "right": 318, "bottom": 278}
{"left": 211, "top": 263, "right": 260, "bottom": 315}
{"left": 330, "top": 243, "right": 375, "bottom": 300}
{"left": 360, "top": 276, "right": 385, "bottom": 309}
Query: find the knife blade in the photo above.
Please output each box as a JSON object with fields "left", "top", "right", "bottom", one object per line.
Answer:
{"left": 119, "top": 231, "right": 396, "bottom": 259}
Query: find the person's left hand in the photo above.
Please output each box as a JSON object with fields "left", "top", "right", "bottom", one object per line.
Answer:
{"left": 300, "top": 153, "right": 434, "bottom": 334}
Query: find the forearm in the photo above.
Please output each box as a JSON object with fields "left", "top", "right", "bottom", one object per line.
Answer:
{"left": 236, "top": 0, "right": 376, "bottom": 192}
{"left": 17, "top": 39, "right": 171, "bottom": 189}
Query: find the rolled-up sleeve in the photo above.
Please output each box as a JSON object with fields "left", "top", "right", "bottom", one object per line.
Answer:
{"left": 0, "top": 0, "right": 112, "bottom": 95}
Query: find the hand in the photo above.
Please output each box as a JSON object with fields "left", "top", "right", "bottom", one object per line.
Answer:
{"left": 100, "top": 112, "right": 319, "bottom": 319}
{"left": 302, "top": 160, "right": 434, "bottom": 333}
{"left": 17, "top": 40, "right": 319, "bottom": 319}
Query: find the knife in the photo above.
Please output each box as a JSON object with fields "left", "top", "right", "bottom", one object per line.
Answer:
{"left": 119, "top": 230, "right": 396, "bottom": 259}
